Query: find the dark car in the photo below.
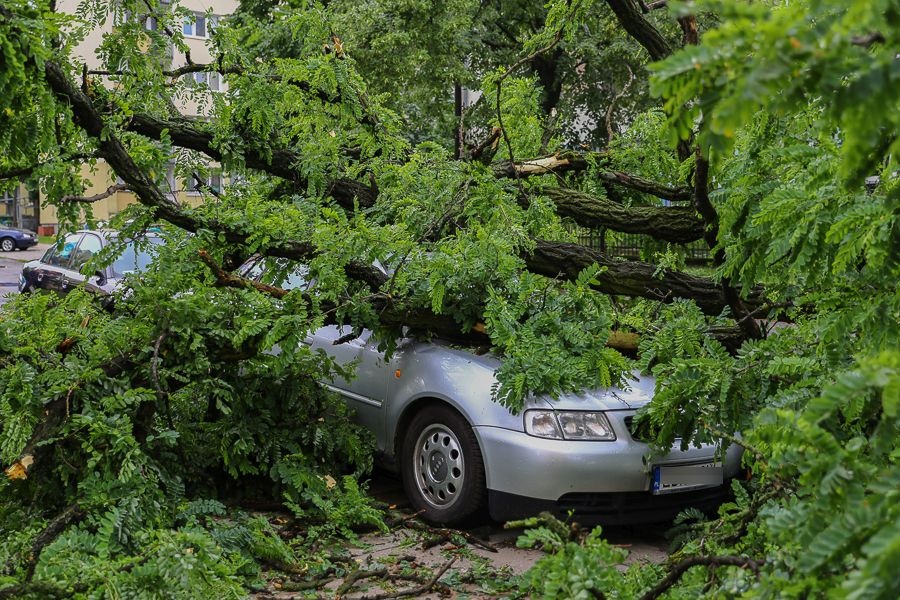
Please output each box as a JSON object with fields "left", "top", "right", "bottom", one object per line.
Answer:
{"left": 19, "top": 230, "right": 163, "bottom": 296}
{"left": 0, "top": 225, "right": 38, "bottom": 251}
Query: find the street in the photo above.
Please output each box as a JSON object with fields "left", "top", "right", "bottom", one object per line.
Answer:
{"left": 0, "top": 243, "right": 48, "bottom": 307}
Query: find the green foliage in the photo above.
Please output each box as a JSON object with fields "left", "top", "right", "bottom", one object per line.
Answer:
{"left": 35, "top": 526, "right": 248, "bottom": 599}
{"left": 0, "top": 0, "right": 898, "bottom": 597}
{"left": 486, "top": 265, "right": 630, "bottom": 410}
{"left": 482, "top": 74, "right": 558, "bottom": 160}
{"left": 516, "top": 514, "right": 662, "bottom": 599}
{"left": 0, "top": 229, "right": 379, "bottom": 596}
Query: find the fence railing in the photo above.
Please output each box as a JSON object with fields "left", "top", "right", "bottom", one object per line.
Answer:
{"left": 574, "top": 228, "right": 712, "bottom": 264}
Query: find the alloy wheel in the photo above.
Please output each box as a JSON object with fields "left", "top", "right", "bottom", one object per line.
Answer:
{"left": 412, "top": 423, "right": 465, "bottom": 509}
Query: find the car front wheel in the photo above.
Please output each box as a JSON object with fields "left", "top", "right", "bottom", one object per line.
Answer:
{"left": 400, "top": 405, "right": 486, "bottom": 525}
{"left": 0, "top": 238, "right": 14, "bottom": 252}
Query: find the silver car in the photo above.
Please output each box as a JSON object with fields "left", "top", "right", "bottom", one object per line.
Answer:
{"left": 246, "top": 259, "right": 743, "bottom": 525}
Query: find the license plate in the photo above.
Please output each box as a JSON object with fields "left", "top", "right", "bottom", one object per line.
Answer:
{"left": 652, "top": 462, "right": 723, "bottom": 495}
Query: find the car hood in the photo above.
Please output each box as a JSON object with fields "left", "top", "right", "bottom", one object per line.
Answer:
{"left": 527, "top": 371, "right": 656, "bottom": 412}
{"left": 446, "top": 344, "right": 656, "bottom": 412}
{"left": 3, "top": 227, "right": 36, "bottom": 235}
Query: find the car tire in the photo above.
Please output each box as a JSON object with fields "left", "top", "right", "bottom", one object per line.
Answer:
{"left": 0, "top": 238, "right": 14, "bottom": 252}
{"left": 400, "top": 404, "right": 486, "bottom": 525}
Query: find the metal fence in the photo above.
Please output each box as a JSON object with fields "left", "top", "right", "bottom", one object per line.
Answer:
{"left": 574, "top": 228, "right": 712, "bottom": 264}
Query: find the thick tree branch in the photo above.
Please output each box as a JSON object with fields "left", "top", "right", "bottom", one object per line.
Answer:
{"left": 44, "top": 60, "right": 761, "bottom": 341}
{"left": 199, "top": 250, "right": 491, "bottom": 345}
{"left": 125, "top": 113, "right": 375, "bottom": 207}
{"left": 492, "top": 152, "right": 593, "bottom": 178}
{"left": 542, "top": 187, "right": 704, "bottom": 243}
{"left": 527, "top": 240, "right": 763, "bottom": 316}
{"left": 493, "top": 153, "right": 692, "bottom": 201}
{"left": 45, "top": 61, "right": 388, "bottom": 290}
{"left": 126, "top": 112, "right": 688, "bottom": 207}
{"left": 606, "top": 0, "right": 673, "bottom": 61}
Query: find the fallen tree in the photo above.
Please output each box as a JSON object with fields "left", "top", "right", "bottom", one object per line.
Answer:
{"left": 0, "top": 0, "right": 897, "bottom": 599}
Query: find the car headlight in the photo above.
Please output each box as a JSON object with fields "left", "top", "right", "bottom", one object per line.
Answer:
{"left": 524, "top": 410, "right": 616, "bottom": 441}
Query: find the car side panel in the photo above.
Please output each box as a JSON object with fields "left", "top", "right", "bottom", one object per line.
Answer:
{"left": 308, "top": 326, "right": 389, "bottom": 450}
{"left": 384, "top": 341, "right": 528, "bottom": 459}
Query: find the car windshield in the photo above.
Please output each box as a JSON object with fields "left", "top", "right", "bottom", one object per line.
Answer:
{"left": 245, "top": 257, "right": 311, "bottom": 290}
{"left": 110, "top": 236, "right": 164, "bottom": 277}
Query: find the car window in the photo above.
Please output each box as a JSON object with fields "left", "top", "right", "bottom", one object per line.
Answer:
{"left": 42, "top": 234, "right": 82, "bottom": 268}
{"left": 110, "top": 236, "right": 164, "bottom": 277}
{"left": 254, "top": 258, "right": 311, "bottom": 291}
{"left": 70, "top": 233, "right": 103, "bottom": 272}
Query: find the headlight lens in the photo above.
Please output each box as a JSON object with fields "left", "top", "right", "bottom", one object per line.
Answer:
{"left": 524, "top": 410, "right": 616, "bottom": 441}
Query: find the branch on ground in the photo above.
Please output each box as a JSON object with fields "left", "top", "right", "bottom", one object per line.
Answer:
{"left": 640, "top": 555, "right": 765, "bottom": 600}
{"left": 357, "top": 557, "right": 456, "bottom": 600}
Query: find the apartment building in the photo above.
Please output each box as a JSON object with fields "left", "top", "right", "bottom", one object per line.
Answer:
{"left": 32, "top": 0, "right": 238, "bottom": 234}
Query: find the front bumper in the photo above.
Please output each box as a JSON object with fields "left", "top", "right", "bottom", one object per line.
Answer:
{"left": 16, "top": 237, "right": 38, "bottom": 249}
{"left": 474, "top": 410, "right": 743, "bottom": 522}
{"left": 488, "top": 485, "right": 734, "bottom": 524}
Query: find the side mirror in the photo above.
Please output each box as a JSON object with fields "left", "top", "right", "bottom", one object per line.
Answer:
{"left": 93, "top": 270, "right": 108, "bottom": 287}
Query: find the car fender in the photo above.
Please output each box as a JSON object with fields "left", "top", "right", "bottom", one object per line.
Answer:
{"left": 383, "top": 340, "right": 547, "bottom": 461}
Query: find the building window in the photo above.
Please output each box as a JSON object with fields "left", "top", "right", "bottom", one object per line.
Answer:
{"left": 183, "top": 12, "right": 216, "bottom": 37}
{"left": 209, "top": 170, "right": 222, "bottom": 193}
{"left": 185, "top": 170, "right": 224, "bottom": 194}
{"left": 184, "top": 71, "right": 220, "bottom": 91}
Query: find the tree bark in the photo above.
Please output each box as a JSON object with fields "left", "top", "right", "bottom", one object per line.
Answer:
{"left": 527, "top": 240, "right": 763, "bottom": 316}
{"left": 605, "top": 0, "right": 673, "bottom": 61}
{"left": 542, "top": 187, "right": 703, "bottom": 242}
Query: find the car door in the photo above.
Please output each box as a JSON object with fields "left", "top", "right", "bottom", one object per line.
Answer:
{"left": 64, "top": 232, "right": 104, "bottom": 294}
{"left": 308, "top": 326, "right": 391, "bottom": 450}
{"left": 245, "top": 255, "right": 392, "bottom": 446}
{"left": 31, "top": 233, "right": 82, "bottom": 294}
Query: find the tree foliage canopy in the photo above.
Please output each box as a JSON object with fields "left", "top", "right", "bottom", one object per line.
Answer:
{"left": 0, "top": 0, "right": 898, "bottom": 597}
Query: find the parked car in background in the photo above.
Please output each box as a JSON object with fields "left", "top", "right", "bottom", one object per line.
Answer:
{"left": 19, "top": 230, "right": 163, "bottom": 295}
{"left": 0, "top": 225, "right": 38, "bottom": 251}
{"left": 243, "top": 257, "right": 744, "bottom": 525}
